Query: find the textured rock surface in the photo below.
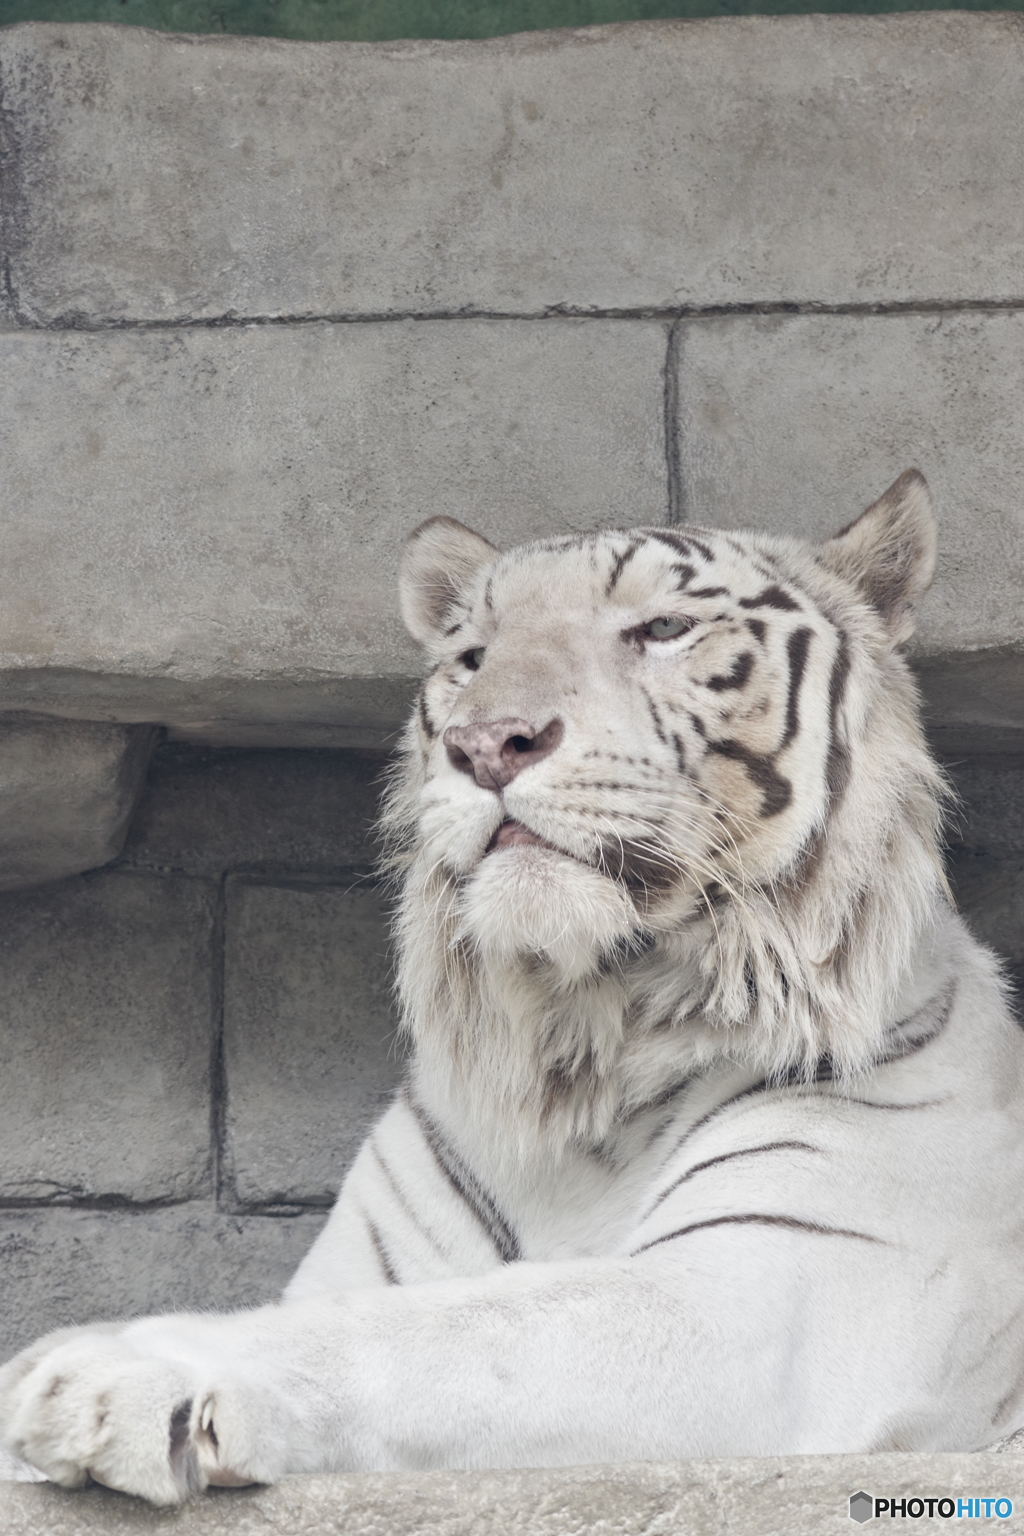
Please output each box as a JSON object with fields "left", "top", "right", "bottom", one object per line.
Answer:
{"left": 1, "top": 1455, "right": 1024, "bottom": 1533}
{"left": 0, "top": 1206, "right": 326, "bottom": 1364}
{"left": 223, "top": 879, "right": 402, "bottom": 1207}
{"left": 0, "top": 718, "right": 155, "bottom": 891}
{"left": 0, "top": 321, "right": 667, "bottom": 742}
{"left": 3, "top": 17, "right": 1024, "bottom": 324}
{"left": 0, "top": 873, "right": 217, "bottom": 1205}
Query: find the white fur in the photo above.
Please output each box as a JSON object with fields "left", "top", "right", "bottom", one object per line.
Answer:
{"left": 3, "top": 475, "right": 1023, "bottom": 1501}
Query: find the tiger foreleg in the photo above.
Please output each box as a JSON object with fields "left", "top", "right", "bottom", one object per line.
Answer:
{"left": 0, "top": 1240, "right": 900, "bottom": 1499}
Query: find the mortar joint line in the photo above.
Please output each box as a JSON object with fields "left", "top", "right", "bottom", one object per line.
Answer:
{"left": 211, "top": 869, "right": 229, "bottom": 1211}
{"left": 663, "top": 319, "right": 684, "bottom": 526}
{"left": 7, "top": 296, "right": 1024, "bottom": 335}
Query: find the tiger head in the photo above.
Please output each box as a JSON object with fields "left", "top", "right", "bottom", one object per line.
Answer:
{"left": 386, "top": 471, "right": 947, "bottom": 1145}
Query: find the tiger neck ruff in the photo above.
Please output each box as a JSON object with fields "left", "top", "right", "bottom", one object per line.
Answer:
{"left": 4, "top": 470, "right": 1024, "bottom": 1498}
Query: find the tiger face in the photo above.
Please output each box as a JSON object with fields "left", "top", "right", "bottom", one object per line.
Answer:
{"left": 408, "top": 526, "right": 844, "bottom": 901}
{"left": 389, "top": 472, "right": 946, "bottom": 1135}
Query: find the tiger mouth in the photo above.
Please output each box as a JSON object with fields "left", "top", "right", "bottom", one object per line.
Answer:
{"left": 486, "top": 819, "right": 559, "bottom": 854}
{"left": 483, "top": 820, "right": 679, "bottom": 898}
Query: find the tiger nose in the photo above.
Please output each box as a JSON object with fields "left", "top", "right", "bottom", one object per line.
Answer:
{"left": 443, "top": 717, "right": 564, "bottom": 793}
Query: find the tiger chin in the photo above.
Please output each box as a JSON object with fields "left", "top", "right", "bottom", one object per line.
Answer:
{"left": 4, "top": 471, "right": 1024, "bottom": 1502}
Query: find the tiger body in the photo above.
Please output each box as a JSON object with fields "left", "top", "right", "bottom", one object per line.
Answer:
{"left": 3, "top": 472, "right": 1024, "bottom": 1498}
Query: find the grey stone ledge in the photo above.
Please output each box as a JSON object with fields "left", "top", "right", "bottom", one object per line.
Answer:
{"left": 2, "top": 1455, "right": 1024, "bottom": 1534}
{"left": 0, "top": 674, "right": 418, "bottom": 752}
{"left": 0, "top": 319, "right": 668, "bottom": 746}
{"left": 3, "top": 16, "right": 1024, "bottom": 324}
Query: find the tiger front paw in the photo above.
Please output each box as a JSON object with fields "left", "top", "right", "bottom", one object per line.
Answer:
{"left": 0, "top": 1328, "right": 261, "bottom": 1504}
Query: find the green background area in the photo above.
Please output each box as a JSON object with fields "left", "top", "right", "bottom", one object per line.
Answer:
{"left": 1, "top": 0, "right": 1021, "bottom": 43}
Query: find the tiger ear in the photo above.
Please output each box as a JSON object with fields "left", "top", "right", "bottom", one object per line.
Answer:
{"left": 820, "top": 470, "right": 937, "bottom": 645}
{"left": 399, "top": 516, "right": 498, "bottom": 646}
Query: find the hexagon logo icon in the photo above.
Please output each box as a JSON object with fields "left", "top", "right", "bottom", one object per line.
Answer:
{"left": 849, "top": 1491, "right": 873, "bottom": 1523}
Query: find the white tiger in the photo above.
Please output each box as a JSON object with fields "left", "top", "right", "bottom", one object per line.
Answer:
{"left": 3, "top": 470, "right": 1024, "bottom": 1502}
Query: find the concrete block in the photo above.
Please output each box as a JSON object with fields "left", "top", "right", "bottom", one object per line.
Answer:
{"left": 0, "top": 1205, "right": 325, "bottom": 1364}
{"left": 943, "top": 762, "right": 1024, "bottom": 1001}
{"left": 3, "top": 17, "right": 1024, "bottom": 323}
{"left": 949, "top": 857, "right": 1024, "bottom": 968}
{"left": 118, "top": 744, "right": 386, "bottom": 879}
{"left": 0, "top": 320, "right": 667, "bottom": 744}
{"left": 223, "top": 880, "right": 402, "bottom": 1208}
{"left": 945, "top": 760, "right": 1024, "bottom": 860}
{"left": 914, "top": 651, "right": 1024, "bottom": 760}
{"left": 3, "top": 1455, "right": 1024, "bottom": 1533}
{"left": 0, "top": 873, "right": 216, "bottom": 1205}
{"left": 672, "top": 312, "right": 1024, "bottom": 748}
{"left": 0, "top": 716, "right": 155, "bottom": 892}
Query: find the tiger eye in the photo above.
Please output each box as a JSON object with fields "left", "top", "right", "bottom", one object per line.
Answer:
{"left": 462, "top": 648, "right": 486, "bottom": 671}
{"left": 644, "top": 617, "right": 692, "bottom": 641}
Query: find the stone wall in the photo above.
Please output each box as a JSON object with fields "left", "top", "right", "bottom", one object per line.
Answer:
{"left": 3, "top": 16, "right": 1024, "bottom": 754}
{"left": 0, "top": 746, "right": 399, "bottom": 1361}
{"left": 1, "top": 14, "right": 1023, "bottom": 1521}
